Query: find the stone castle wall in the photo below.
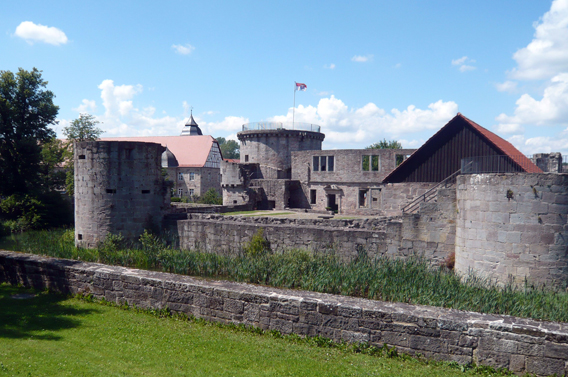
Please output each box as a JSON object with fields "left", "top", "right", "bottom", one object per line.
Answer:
{"left": 1, "top": 250, "right": 567, "bottom": 377}
{"left": 74, "top": 141, "right": 167, "bottom": 248}
{"left": 455, "top": 173, "right": 568, "bottom": 287}
{"left": 166, "top": 188, "right": 456, "bottom": 266}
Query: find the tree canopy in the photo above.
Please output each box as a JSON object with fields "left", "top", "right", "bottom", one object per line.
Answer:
{"left": 216, "top": 137, "right": 240, "bottom": 160}
{"left": 62, "top": 113, "right": 103, "bottom": 195}
{"left": 0, "top": 68, "right": 58, "bottom": 196}
{"left": 366, "top": 139, "right": 402, "bottom": 149}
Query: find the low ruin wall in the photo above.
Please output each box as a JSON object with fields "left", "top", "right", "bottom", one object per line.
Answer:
{"left": 166, "top": 188, "right": 456, "bottom": 265}
{"left": 1, "top": 250, "right": 567, "bottom": 376}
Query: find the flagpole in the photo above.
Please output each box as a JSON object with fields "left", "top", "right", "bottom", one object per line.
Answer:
{"left": 293, "top": 82, "right": 296, "bottom": 130}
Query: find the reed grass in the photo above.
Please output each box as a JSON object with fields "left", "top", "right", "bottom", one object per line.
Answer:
{"left": 1, "top": 228, "right": 567, "bottom": 323}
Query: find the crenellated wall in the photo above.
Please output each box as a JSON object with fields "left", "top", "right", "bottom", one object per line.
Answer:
{"left": 1, "top": 250, "right": 567, "bottom": 377}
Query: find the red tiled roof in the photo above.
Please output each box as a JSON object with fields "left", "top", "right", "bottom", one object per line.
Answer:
{"left": 223, "top": 158, "right": 240, "bottom": 163}
{"left": 101, "top": 135, "right": 217, "bottom": 167}
{"left": 457, "top": 113, "right": 542, "bottom": 173}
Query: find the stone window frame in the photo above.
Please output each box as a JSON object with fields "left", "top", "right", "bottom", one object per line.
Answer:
{"left": 362, "top": 155, "right": 380, "bottom": 172}
{"left": 177, "top": 188, "right": 183, "bottom": 197}
{"left": 178, "top": 172, "right": 183, "bottom": 181}
{"left": 313, "top": 156, "right": 334, "bottom": 172}
{"left": 189, "top": 188, "right": 195, "bottom": 196}
{"left": 310, "top": 189, "right": 317, "bottom": 205}
{"left": 189, "top": 172, "right": 195, "bottom": 181}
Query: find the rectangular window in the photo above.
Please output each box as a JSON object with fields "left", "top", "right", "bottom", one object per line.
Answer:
{"left": 189, "top": 172, "right": 195, "bottom": 181}
{"left": 372, "top": 156, "right": 379, "bottom": 171}
{"left": 359, "top": 189, "right": 369, "bottom": 208}
{"left": 177, "top": 188, "right": 183, "bottom": 197}
{"left": 328, "top": 156, "right": 334, "bottom": 172}
{"left": 321, "top": 156, "right": 327, "bottom": 171}
{"left": 313, "top": 156, "right": 319, "bottom": 171}
{"left": 362, "top": 156, "right": 370, "bottom": 171}
{"left": 189, "top": 188, "right": 195, "bottom": 196}
{"left": 310, "top": 189, "right": 317, "bottom": 205}
{"left": 178, "top": 172, "right": 183, "bottom": 181}
{"left": 396, "top": 154, "right": 405, "bottom": 166}
{"left": 245, "top": 155, "right": 249, "bottom": 162}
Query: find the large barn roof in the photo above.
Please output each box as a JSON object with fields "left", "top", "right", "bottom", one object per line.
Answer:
{"left": 383, "top": 113, "right": 541, "bottom": 183}
{"left": 101, "top": 135, "right": 219, "bottom": 167}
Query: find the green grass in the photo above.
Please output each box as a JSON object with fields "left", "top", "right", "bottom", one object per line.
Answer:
{"left": 0, "top": 283, "right": 514, "bottom": 376}
{"left": 1, "top": 229, "right": 568, "bottom": 324}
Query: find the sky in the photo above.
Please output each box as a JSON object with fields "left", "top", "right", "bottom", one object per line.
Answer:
{"left": 2, "top": 0, "right": 568, "bottom": 155}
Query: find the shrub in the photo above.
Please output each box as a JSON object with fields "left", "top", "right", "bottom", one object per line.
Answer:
{"left": 198, "top": 188, "right": 223, "bottom": 205}
{"left": 170, "top": 197, "right": 182, "bottom": 202}
{"left": 243, "top": 228, "right": 271, "bottom": 257}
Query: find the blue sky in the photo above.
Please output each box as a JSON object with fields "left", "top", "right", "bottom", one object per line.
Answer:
{"left": 3, "top": 0, "right": 568, "bottom": 155}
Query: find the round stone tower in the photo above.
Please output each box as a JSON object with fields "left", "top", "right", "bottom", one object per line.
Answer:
{"left": 74, "top": 141, "right": 167, "bottom": 248}
{"left": 455, "top": 173, "right": 568, "bottom": 288}
{"left": 238, "top": 122, "right": 324, "bottom": 178}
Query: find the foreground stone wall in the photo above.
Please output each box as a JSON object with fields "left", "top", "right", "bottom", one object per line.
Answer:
{"left": 456, "top": 173, "right": 568, "bottom": 288}
{"left": 1, "top": 250, "right": 567, "bottom": 376}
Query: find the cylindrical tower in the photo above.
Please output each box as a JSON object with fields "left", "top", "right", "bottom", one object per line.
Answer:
{"left": 238, "top": 123, "right": 324, "bottom": 179}
{"left": 455, "top": 173, "right": 568, "bottom": 288}
{"left": 74, "top": 141, "right": 167, "bottom": 248}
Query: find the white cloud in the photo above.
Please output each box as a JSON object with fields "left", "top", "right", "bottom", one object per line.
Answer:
{"left": 506, "top": 131, "right": 568, "bottom": 155}
{"left": 394, "top": 63, "right": 402, "bottom": 69}
{"left": 172, "top": 43, "right": 195, "bottom": 55}
{"left": 495, "top": 80, "right": 518, "bottom": 92}
{"left": 267, "top": 95, "right": 457, "bottom": 147}
{"left": 201, "top": 116, "right": 249, "bottom": 135}
{"left": 324, "top": 63, "right": 336, "bottom": 69}
{"left": 14, "top": 21, "right": 68, "bottom": 45}
{"left": 510, "top": 0, "right": 568, "bottom": 80}
{"left": 496, "top": 73, "right": 568, "bottom": 127}
{"left": 73, "top": 99, "right": 97, "bottom": 113}
{"left": 452, "top": 56, "right": 476, "bottom": 72}
{"left": 351, "top": 55, "right": 373, "bottom": 63}
{"left": 495, "top": 123, "right": 525, "bottom": 135}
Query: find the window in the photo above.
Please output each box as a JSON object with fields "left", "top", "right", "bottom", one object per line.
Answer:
{"left": 313, "top": 156, "right": 334, "bottom": 172}
{"left": 189, "top": 172, "right": 195, "bottom": 181}
{"left": 245, "top": 155, "right": 249, "bottom": 162}
{"left": 396, "top": 154, "right": 410, "bottom": 166}
{"left": 359, "top": 189, "right": 369, "bottom": 208}
{"left": 177, "top": 188, "right": 183, "bottom": 197}
{"left": 178, "top": 172, "right": 183, "bottom": 181}
{"left": 362, "top": 156, "right": 370, "bottom": 171}
{"left": 310, "top": 189, "right": 317, "bottom": 205}
{"left": 372, "top": 156, "right": 379, "bottom": 171}
{"left": 189, "top": 189, "right": 195, "bottom": 196}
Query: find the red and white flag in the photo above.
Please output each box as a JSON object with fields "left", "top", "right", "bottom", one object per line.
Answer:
{"left": 295, "top": 82, "right": 307, "bottom": 91}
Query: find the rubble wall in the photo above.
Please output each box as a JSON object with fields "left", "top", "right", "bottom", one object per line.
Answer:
{"left": 1, "top": 250, "right": 567, "bottom": 377}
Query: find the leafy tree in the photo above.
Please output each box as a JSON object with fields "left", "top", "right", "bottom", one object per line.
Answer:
{"left": 40, "top": 138, "right": 67, "bottom": 191}
{"left": 216, "top": 137, "right": 240, "bottom": 159}
{"left": 0, "top": 68, "right": 58, "bottom": 197}
{"left": 198, "top": 188, "right": 223, "bottom": 205}
{"left": 62, "top": 113, "right": 103, "bottom": 195}
{"left": 365, "top": 139, "right": 402, "bottom": 149}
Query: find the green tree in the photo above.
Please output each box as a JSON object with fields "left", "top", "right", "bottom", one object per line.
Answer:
{"left": 62, "top": 113, "right": 103, "bottom": 195}
{"left": 198, "top": 188, "right": 223, "bottom": 205}
{"left": 216, "top": 137, "right": 240, "bottom": 159}
{"left": 365, "top": 139, "right": 402, "bottom": 149}
{"left": 0, "top": 68, "right": 58, "bottom": 197}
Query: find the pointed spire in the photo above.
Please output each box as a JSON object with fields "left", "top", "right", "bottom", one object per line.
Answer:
{"left": 180, "top": 108, "right": 203, "bottom": 136}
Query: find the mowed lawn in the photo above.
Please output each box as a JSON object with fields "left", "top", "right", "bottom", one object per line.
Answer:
{"left": 0, "top": 284, "right": 505, "bottom": 377}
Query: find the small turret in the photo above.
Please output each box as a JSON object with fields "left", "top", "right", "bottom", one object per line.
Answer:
{"left": 180, "top": 111, "right": 203, "bottom": 136}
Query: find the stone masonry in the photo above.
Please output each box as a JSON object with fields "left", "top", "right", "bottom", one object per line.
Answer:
{"left": 1, "top": 250, "right": 567, "bottom": 376}
{"left": 456, "top": 173, "right": 568, "bottom": 287}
